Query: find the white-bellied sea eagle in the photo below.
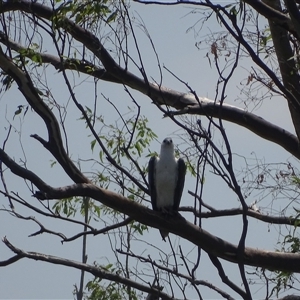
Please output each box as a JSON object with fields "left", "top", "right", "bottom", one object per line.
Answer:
{"left": 148, "top": 137, "right": 186, "bottom": 241}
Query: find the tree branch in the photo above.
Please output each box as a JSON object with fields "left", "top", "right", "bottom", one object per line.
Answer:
{"left": 209, "top": 254, "right": 247, "bottom": 299}
{"left": 180, "top": 206, "right": 300, "bottom": 227}
{"left": 185, "top": 190, "right": 300, "bottom": 227}
{"left": 117, "top": 249, "right": 235, "bottom": 300}
{"left": 0, "top": 190, "right": 96, "bottom": 231}
{"left": 0, "top": 45, "right": 88, "bottom": 184}
{"left": 0, "top": 30, "right": 121, "bottom": 83}
{"left": 0, "top": 2, "right": 298, "bottom": 160}
{"left": 262, "top": 0, "right": 300, "bottom": 142}
{"left": 283, "top": 0, "right": 300, "bottom": 39}
{"left": 0, "top": 254, "right": 23, "bottom": 267}
{"left": 169, "top": 98, "right": 300, "bottom": 159}
{"left": 1, "top": 147, "right": 300, "bottom": 273}
{"left": 133, "top": 0, "right": 298, "bottom": 38}
{"left": 243, "top": 0, "right": 298, "bottom": 38}
{"left": 63, "top": 217, "right": 133, "bottom": 243}
{"left": 1, "top": 237, "right": 174, "bottom": 300}
{"left": 0, "top": 0, "right": 197, "bottom": 109}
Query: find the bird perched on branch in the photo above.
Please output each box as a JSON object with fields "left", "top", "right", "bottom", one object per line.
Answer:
{"left": 148, "top": 137, "right": 186, "bottom": 241}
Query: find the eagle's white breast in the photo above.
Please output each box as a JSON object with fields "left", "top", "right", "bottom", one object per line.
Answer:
{"left": 155, "top": 150, "right": 178, "bottom": 208}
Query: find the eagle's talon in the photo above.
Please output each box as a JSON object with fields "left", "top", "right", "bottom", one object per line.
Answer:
{"left": 161, "top": 207, "right": 172, "bottom": 215}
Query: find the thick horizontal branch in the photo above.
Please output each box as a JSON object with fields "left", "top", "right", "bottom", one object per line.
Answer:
{"left": 30, "top": 183, "right": 300, "bottom": 273}
{"left": 0, "top": 1, "right": 298, "bottom": 159}
{"left": 1, "top": 35, "right": 297, "bottom": 161}
{"left": 169, "top": 101, "right": 300, "bottom": 159}
{"left": 1, "top": 147, "right": 300, "bottom": 273}
{"left": 1, "top": 237, "right": 173, "bottom": 300}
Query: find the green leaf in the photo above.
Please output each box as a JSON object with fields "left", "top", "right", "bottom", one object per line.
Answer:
{"left": 91, "top": 139, "right": 96, "bottom": 151}
{"left": 106, "top": 11, "right": 118, "bottom": 23}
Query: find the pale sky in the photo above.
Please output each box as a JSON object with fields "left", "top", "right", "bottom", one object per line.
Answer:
{"left": 0, "top": 1, "right": 297, "bottom": 299}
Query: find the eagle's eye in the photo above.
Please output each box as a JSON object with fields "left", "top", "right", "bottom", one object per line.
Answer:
{"left": 163, "top": 138, "right": 173, "bottom": 144}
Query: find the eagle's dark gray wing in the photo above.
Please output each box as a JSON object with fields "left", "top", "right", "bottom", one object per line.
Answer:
{"left": 173, "top": 158, "right": 186, "bottom": 210}
{"left": 148, "top": 156, "right": 158, "bottom": 211}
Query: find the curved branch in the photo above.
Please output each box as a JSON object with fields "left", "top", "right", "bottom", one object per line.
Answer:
{"left": 0, "top": 45, "right": 88, "bottom": 184}
{"left": 0, "top": 0, "right": 197, "bottom": 110}
{"left": 1, "top": 237, "right": 173, "bottom": 300}
{"left": 0, "top": 33, "right": 149, "bottom": 193}
{"left": 0, "top": 2, "right": 298, "bottom": 160}
{"left": 1, "top": 147, "right": 300, "bottom": 273}
{"left": 11, "top": 212, "right": 67, "bottom": 240}
{"left": 0, "top": 148, "right": 53, "bottom": 190}
{"left": 0, "top": 254, "right": 22, "bottom": 267}
{"left": 169, "top": 101, "right": 300, "bottom": 159}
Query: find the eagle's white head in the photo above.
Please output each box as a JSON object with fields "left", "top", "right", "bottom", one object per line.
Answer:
{"left": 160, "top": 137, "right": 175, "bottom": 159}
